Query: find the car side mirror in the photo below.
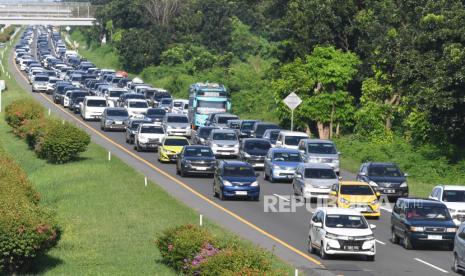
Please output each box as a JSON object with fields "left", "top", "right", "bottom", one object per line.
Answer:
{"left": 359, "top": 172, "right": 366, "bottom": 176}
{"left": 430, "top": 196, "right": 438, "bottom": 201}
{"left": 295, "top": 173, "right": 302, "bottom": 179}
{"left": 376, "top": 191, "right": 381, "bottom": 198}
{"left": 370, "top": 224, "right": 376, "bottom": 230}
{"left": 313, "top": 222, "right": 322, "bottom": 228}
{"left": 338, "top": 176, "right": 343, "bottom": 180}
{"left": 338, "top": 151, "right": 341, "bottom": 155}
{"left": 330, "top": 191, "right": 337, "bottom": 196}
{"left": 404, "top": 173, "right": 409, "bottom": 177}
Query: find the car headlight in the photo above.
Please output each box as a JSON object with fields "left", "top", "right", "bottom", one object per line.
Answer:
{"left": 234, "top": 144, "right": 239, "bottom": 148}
{"left": 339, "top": 198, "right": 349, "bottom": 204}
{"left": 272, "top": 164, "right": 280, "bottom": 170}
{"left": 166, "top": 125, "right": 173, "bottom": 130}
{"left": 212, "top": 144, "right": 220, "bottom": 148}
{"left": 369, "top": 181, "right": 378, "bottom": 187}
{"left": 410, "top": 226, "right": 424, "bottom": 232}
{"left": 106, "top": 119, "right": 113, "bottom": 124}
{"left": 185, "top": 159, "right": 192, "bottom": 163}
{"left": 447, "top": 227, "right": 457, "bottom": 233}
{"left": 243, "top": 152, "right": 251, "bottom": 158}
{"left": 138, "top": 137, "right": 148, "bottom": 143}
{"left": 223, "top": 180, "right": 232, "bottom": 186}
{"left": 250, "top": 181, "right": 258, "bottom": 187}
{"left": 360, "top": 234, "right": 375, "bottom": 240}
{"left": 400, "top": 182, "right": 407, "bottom": 187}
{"left": 325, "top": 232, "right": 345, "bottom": 240}
{"left": 371, "top": 199, "right": 379, "bottom": 205}
{"left": 334, "top": 159, "right": 340, "bottom": 164}
{"left": 308, "top": 157, "right": 319, "bottom": 163}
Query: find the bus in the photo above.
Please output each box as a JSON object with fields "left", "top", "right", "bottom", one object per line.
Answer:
{"left": 188, "top": 83, "right": 231, "bottom": 129}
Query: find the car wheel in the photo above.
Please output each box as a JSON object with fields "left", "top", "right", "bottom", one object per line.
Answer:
{"left": 219, "top": 189, "right": 225, "bottom": 201}
{"left": 213, "top": 182, "right": 219, "bottom": 198}
{"left": 403, "top": 235, "right": 413, "bottom": 250}
{"left": 453, "top": 253, "right": 461, "bottom": 273}
{"left": 100, "top": 125, "right": 104, "bottom": 131}
{"left": 180, "top": 167, "right": 186, "bottom": 177}
{"left": 270, "top": 172, "right": 276, "bottom": 183}
{"left": 448, "top": 243, "right": 455, "bottom": 251}
{"left": 391, "top": 229, "right": 399, "bottom": 244}
{"left": 125, "top": 136, "right": 129, "bottom": 143}
{"left": 176, "top": 165, "right": 180, "bottom": 175}
{"left": 366, "top": 255, "right": 375, "bottom": 262}
{"left": 308, "top": 236, "right": 316, "bottom": 254}
{"left": 320, "top": 243, "right": 328, "bottom": 259}
{"left": 264, "top": 171, "right": 269, "bottom": 180}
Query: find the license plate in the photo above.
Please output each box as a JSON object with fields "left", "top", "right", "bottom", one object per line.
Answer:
{"left": 148, "top": 144, "right": 157, "bottom": 148}
{"left": 385, "top": 189, "right": 395, "bottom": 194}
{"left": 286, "top": 175, "right": 294, "bottom": 179}
{"left": 254, "top": 163, "right": 264, "bottom": 167}
{"left": 195, "top": 167, "right": 207, "bottom": 171}
{"left": 222, "top": 152, "right": 231, "bottom": 155}
{"left": 344, "top": 246, "right": 360, "bottom": 251}
{"left": 115, "top": 121, "right": 123, "bottom": 124}
{"left": 428, "top": 235, "right": 442, "bottom": 240}
{"left": 235, "top": 191, "right": 247, "bottom": 195}
{"left": 355, "top": 207, "right": 367, "bottom": 212}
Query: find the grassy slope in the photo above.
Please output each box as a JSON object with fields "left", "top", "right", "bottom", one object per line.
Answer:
{"left": 1, "top": 34, "right": 291, "bottom": 275}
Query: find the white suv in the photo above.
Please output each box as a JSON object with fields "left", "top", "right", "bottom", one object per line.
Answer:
{"left": 134, "top": 123, "right": 166, "bottom": 152}
{"left": 430, "top": 185, "right": 465, "bottom": 226}
{"left": 308, "top": 208, "right": 376, "bottom": 261}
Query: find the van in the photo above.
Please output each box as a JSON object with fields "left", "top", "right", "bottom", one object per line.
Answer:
{"left": 298, "top": 139, "right": 340, "bottom": 174}
{"left": 275, "top": 131, "right": 309, "bottom": 150}
{"left": 80, "top": 96, "right": 108, "bottom": 121}
{"left": 251, "top": 122, "right": 280, "bottom": 138}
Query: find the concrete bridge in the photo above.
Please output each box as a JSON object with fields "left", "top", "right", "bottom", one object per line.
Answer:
{"left": 0, "top": 2, "right": 96, "bottom": 26}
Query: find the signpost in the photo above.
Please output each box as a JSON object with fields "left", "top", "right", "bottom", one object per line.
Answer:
{"left": 0, "top": 80, "right": 5, "bottom": 113}
{"left": 283, "top": 92, "right": 302, "bottom": 131}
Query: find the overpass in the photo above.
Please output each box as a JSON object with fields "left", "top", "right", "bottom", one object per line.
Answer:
{"left": 0, "top": 2, "right": 96, "bottom": 26}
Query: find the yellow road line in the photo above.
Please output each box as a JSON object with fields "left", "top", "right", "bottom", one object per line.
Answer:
{"left": 13, "top": 59, "right": 324, "bottom": 268}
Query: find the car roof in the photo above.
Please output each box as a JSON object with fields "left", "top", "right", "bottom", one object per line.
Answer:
{"left": 164, "top": 136, "right": 189, "bottom": 140}
{"left": 139, "top": 123, "right": 161, "bottom": 127}
{"left": 221, "top": 160, "right": 251, "bottom": 167}
{"left": 242, "top": 138, "right": 271, "bottom": 143}
{"left": 105, "top": 107, "right": 126, "bottom": 110}
{"left": 127, "top": 99, "right": 147, "bottom": 102}
{"left": 301, "top": 139, "right": 335, "bottom": 144}
{"left": 399, "top": 197, "right": 447, "bottom": 206}
{"left": 340, "top": 181, "right": 370, "bottom": 186}
{"left": 185, "top": 145, "right": 210, "bottom": 148}
{"left": 85, "top": 96, "right": 106, "bottom": 100}
{"left": 366, "top": 162, "right": 397, "bottom": 167}
{"left": 439, "top": 185, "right": 465, "bottom": 191}
{"left": 270, "top": 147, "right": 300, "bottom": 153}
{"left": 278, "top": 131, "right": 308, "bottom": 136}
{"left": 300, "top": 163, "right": 333, "bottom": 169}
{"left": 317, "top": 207, "right": 363, "bottom": 216}
{"left": 166, "top": 113, "right": 187, "bottom": 117}
{"left": 211, "top": 128, "right": 236, "bottom": 133}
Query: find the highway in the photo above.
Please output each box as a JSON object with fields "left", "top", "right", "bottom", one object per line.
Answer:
{"left": 8, "top": 29, "right": 459, "bottom": 276}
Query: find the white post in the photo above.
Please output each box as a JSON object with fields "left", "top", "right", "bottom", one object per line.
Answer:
{"left": 62, "top": 119, "right": 65, "bottom": 125}
{"left": 108, "top": 151, "right": 111, "bottom": 161}
{"left": 48, "top": 108, "right": 51, "bottom": 116}
{"left": 144, "top": 177, "right": 147, "bottom": 187}
{"left": 199, "top": 214, "right": 203, "bottom": 226}
{"left": 0, "top": 89, "right": 2, "bottom": 113}
{"left": 291, "top": 109, "right": 294, "bottom": 132}
{"left": 294, "top": 268, "right": 298, "bottom": 276}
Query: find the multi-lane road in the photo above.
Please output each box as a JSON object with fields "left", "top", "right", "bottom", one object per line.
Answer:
{"left": 8, "top": 29, "right": 459, "bottom": 276}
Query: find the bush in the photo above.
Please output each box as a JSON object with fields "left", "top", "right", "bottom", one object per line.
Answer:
{"left": 0, "top": 150, "right": 61, "bottom": 273}
{"left": 5, "top": 99, "right": 44, "bottom": 132}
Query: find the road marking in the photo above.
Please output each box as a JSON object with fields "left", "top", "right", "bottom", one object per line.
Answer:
{"left": 380, "top": 206, "right": 392, "bottom": 213}
{"left": 12, "top": 59, "right": 324, "bottom": 268}
{"left": 375, "top": 239, "right": 386, "bottom": 245}
{"left": 414, "top": 258, "right": 448, "bottom": 273}
{"left": 273, "top": 194, "right": 291, "bottom": 202}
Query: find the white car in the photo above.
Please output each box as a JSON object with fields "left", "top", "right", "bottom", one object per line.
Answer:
{"left": 80, "top": 96, "right": 107, "bottom": 121}
{"left": 207, "top": 129, "right": 240, "bottom": 157}
{"left": 276, "top": 131, "right": 309, "bottom": 150}
{"left": 105, "top": 88, "right": 127, "bottom": 107}
{"left": 308, "top": 208, "right": 376, "bottom": 261}
{"left": 134, "top": 123, "right": 165, "bottom": 152}
{"left": 172, "top": 99, "right": 189, "bottom": 114}
{"left": 125, "top": 99, "right": 149, "bottom": 119}
{"left": 429, "top": 185, "right": 465, "bottom": 226}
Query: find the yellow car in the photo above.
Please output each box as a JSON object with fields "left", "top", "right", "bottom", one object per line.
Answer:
{"left": 329, "top": 181, "right": 381, "bottom": 218}
{"left": 158, "top": 136, "right": 190, "bottom": 162}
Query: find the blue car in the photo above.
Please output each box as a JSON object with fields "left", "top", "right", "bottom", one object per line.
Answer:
{"left": 391, "top": 198, "right": 457, "bottom": 250}
{"left": 213, "top": 161, "right": 260, "bottom": 201}
{"left": 264, "top": 148, "right": 303, "bottom": 182}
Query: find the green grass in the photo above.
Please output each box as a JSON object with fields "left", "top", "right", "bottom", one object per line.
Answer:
{"left": 0, "top": 32, "right": 292, "bottom": 275}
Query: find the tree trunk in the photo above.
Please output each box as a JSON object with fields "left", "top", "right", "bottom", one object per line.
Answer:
{"left": 317, "top": 122, "right": 330, "bottom": 139}
{"left": 336, "top": 123, "right": 340, "bottom": 137}
{"left": 305, "top": 123, "right": 312, "bottom": 137}
{"left": 385, "top": 117, "right": 392, "bottom": 130}
{"left": 329, "top": 104, "right": 335, "bottom": 139}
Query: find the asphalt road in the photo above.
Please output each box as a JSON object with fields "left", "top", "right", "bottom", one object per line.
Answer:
{"left": 8, "top": 30, "right": 459, "bottom": 276}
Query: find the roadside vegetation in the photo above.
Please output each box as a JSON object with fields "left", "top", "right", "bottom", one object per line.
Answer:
{"left": 0, "top": 36, "right": 291, "bottom": 274}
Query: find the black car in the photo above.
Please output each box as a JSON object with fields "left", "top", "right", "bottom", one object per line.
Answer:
{"left": 71, "top": 97, "right": 85, "bottom": 114}
{"left": 251, "top": 122, "right": 280, "bottom": 138}
{"left": 192, "top": 126, "right": 216, "bottom": 145}
{"left": 391, "top": 198, "right": 456, "bottom": 250}
{"left": 176, "top": 145, "right": 216, "bottom": 177}
{"left": 53, "top": 84, "right": 74, "bottom": 104}
{"left": 145, "top": 108, "right": 166, "bottom": 124}
{"left": 125, "top": 119, "right": 151, "bottom": 144}
{"left": 239, "top": 138, "right": 272, "bottom": 169}
{"left": 357, "top": 162, "right": 409, "bottom": 199}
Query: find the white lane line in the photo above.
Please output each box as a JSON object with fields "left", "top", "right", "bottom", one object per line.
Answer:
{"left": 414, "top": 258, "right": 448, "bottom": 273}
{"left": 375, "top": 239, "right": 386, "bottom": 245}
{"left": 273, "top": 194, "right": 290, "bottom": 202}
{"left": 380, "top": 206, "right": 392, "bottom": 213}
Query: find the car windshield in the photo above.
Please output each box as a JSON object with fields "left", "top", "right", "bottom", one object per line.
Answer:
{"left": 218, "top": 116, "right": 237, "bottom": 124}
{"left": 173, "top": 102, "right": 183, "bottom": 107}
{"left": 285, "top": 136, "right": 307, "bottom": 146}
{"left": 198, "top": 128, "right": 214, "bottom": 138}
{"left": 307, "top": 143, "right": 337, "bottom": 154}
{"left": 184, "top": 148, "right": 214, "bottom": 157}
{"left": 146, "top": 109, "right": 165, "bottom": 116}
{"left": 325, "top": 215, "right": 368, "bottom": 229}
{"left": 164, "top": 138, "right": 189, "bottom": 146}
{"left": 109, "top": 91, "right": 124, "bottom": 97}
{"left": 442, "top": 190, "right": 465, "bottom": 202}
{"left": 368, "top": 165, "right": 402, "bottom": 177}
{"left": 167, "top": 116, "right": 188, "bottom": 123}
{"left": 241, "top": 121, "right": 256, "bottom": 130}
{"left": 244, "top": 141, "right": 271, "bottom": 151}
{"left": 107, "top": 109, "right": 128, "bottom": 116}
{"left": 273, "top": 152, "right": 302, "bottom": 162}
{"left": 129, "top": 101, "right": 148, "bottom": 108}
{"left": 130, "top": 121, "right": 144, "bottom": 130}
{"left": 34, "top": 76, "right": 49, "bottom": 82}
{"left": 223, "top": 166, "right": 255, "bottom": 177}
{"left": 197, "top": 101, "right": 227, "bottom": 114}
{"left": 161, "top": 99, "right": 172, "bottom": 105}
{"left": 256, "top": 125, "right": 279, "bottom": 136}
{"left": 75, "top": 97, "right": 84, "bottom": 103}
{"left": 340, "top": 185, "right": 374, "bottom": 195}
{"left": 71, "top": 77, "right": 81, "bottom": 81}
{"left": 87, "top": 100, "right": 107, "bottom": 107}
{"left": 140, "top": 126, "right": 164, "bottom": 134}
{"left": 213, "top": 132, "right": 237, "bottom": 141}
{"left": 305, "top": 168, "right": 337, "bottom": 179}
{"left": 406, "top": 206, "right": 451, "bottom": 220}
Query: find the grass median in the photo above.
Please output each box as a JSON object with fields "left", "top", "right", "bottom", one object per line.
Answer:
{"left": 1, "top": 35, "right": 292, "bottom": 275}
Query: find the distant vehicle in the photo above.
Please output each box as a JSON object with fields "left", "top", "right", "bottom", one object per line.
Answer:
{"left": 176, "top": 145, "right": 216, "bottom": 177}
{"left": 158, "top": 97, "right": 173, "bottom": 112}
{"left": 308, "top": 208, "right": 376, "bottom": 261}
{"left": 429, "top": 185, "right": 465, "bottom": 225}
{"left": 453, "top": 222, "right": 465, "bottom": 273}
{"left": 329, "top": 181, "right": 380, "bottom": 219}
{"left": 105, "top": 88, "right": 127, "bottom": 107}
{"left": 144, "top": 108, "right": 166, "bottom": 125}
{"left": 264, "top": 148, "right": 303, "bottom": 183}
{"left": 134, "top": 123, "right": 165, "bottom": 152}
{"left": 70, "top": 97, "right": 85, "bottom": 114}
{"left": 125, "top": 119, "right": 151, "bottom": 144}
{"left": 275, "top": 131, "right": 309, "bottom": 150}
{"left": 172, "top": 99, "right": 189, "bottom": 114}
{"left": 357, "top": 162, "right": 408, "bottom": 200}
{"left": 193, "top": 126, "right": 217, "bottom": 145}
{"left": 149, "top": 89, "right": 171, "bottom": 107}
{"left": 68, "top": 91, "right": 88, "bottom": 111}
{"left": 207, "top": 128, "right": 239, "bottom": 157}
{"left": 100, "top": 107, "right": 129, "bottom": 131}
{"left": 209, "top": 113, "right": 239, "bottom": 128}
{"left": 251, "top": 122, "right": 280, "bottom": 138}
{"left": 226, "top": 119, "right": 242, "bottom": 132}
{"left": 213, "top": 161, "right": 260, "bottom": 201}
{"left": 391, "top": 198, "right": 456, "bottom": 250}
{"left": 293, "top": 163, "right": 339, "bottom": 201}
{"left": 125, "top": 99, "right": 149, "bottom": 119}
{"left": 158, "top": 136, "right": 190, "bottom": 162}
{"left": 31, "top": 75, "right": 49, "bottom": 93}
{"left": 80, "top": 96, "right": 107, "bottom": 121}
{"left": 262, "top": 129, "right": 281, "bottom": 147}
{"left": 298, "top": 139, "right": 341, "bottom": 174}
{"left": 188, "top": 82, "right": 231, "bottom": 128}
{"left": 163, "top": 113, "right": 191, "bottom": 138}
{"left": 239, "top": 138, "right": 271, "bottom": 169}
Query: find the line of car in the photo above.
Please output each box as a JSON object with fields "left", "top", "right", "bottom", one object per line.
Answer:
{"left": 18, "top": 26, "right": 465, "bottom": 271}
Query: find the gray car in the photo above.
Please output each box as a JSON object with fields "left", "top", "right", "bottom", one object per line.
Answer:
{"left": 292, "top": 163, "right": 339, "bottom": 202}
{"left": 163, "top": 113, "right": 192, "bottom": 138}
{"left": 100, "top": 107, "right": 129, "bottom": 131}
{"left": 454, "top": 222, "right": 465, "bottom": 273}
{"left": 207, "top": 128, "right": 240, "bottom": 157}
{"left": 297, "top": 139, "right": 341, "bottom": 174}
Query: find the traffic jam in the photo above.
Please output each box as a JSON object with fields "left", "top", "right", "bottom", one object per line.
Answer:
{"left": 13, "top": 25, "right": 465, "bottom": 274}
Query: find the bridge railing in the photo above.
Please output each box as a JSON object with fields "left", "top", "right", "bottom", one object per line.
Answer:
{"left": 0, "top": 2, "right": 97, "bottom": 19}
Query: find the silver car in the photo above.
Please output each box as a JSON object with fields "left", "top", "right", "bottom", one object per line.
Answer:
{"left": 292, "top": 163, "right": 339, "bottom": 201}
{"left": 100, "top": 107, "right": 129, "bottom": 131}
{"left": 163, "top": 113, "right": 192, "bottom": 138}
{"left": 298, "top": 139, "right": 341, "bottom": 174}
{"left": 207, "top": 129, "right": 239, "bottom": 157}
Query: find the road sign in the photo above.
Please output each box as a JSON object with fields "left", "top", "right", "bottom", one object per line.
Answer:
{"left": 283, "top": 92, "right": 302, "bottom": 110}
{"left": 0, "top": 80, "right": 5, "bottom": 91}
{"left": 66, "top": 26, "right": 71, "bottom": 32}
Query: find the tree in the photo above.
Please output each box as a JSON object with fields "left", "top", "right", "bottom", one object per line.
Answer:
{"left": 272, "top": 46, "right": 359, "bottom": 139}
{"left": 143, "top": 0, "right": 184, "bottom": 26}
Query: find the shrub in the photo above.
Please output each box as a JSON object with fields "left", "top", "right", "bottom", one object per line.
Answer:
{"left": 5, "top": 99, "right": 44, "bottom": 132}
{"left": 0, "top": 151, "right": 60, "bottom": 273}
